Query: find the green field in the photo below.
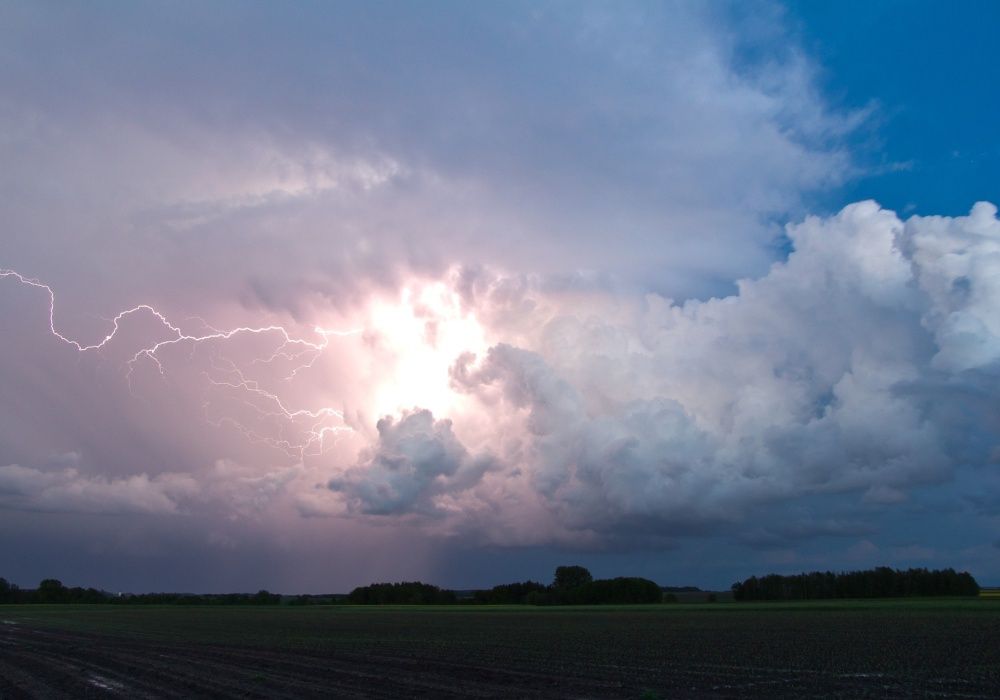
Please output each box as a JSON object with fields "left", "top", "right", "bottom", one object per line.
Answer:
{"left": 2, "top": 599, "right": 999, "bottom": 698}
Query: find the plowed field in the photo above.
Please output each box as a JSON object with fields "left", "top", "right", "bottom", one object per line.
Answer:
{"left": 1, "top": 601, "right": 998, "bottom": 698}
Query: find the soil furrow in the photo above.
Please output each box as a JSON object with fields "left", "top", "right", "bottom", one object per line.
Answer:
{"left": 2, "top": 605, "right": 998, "bottom": 699}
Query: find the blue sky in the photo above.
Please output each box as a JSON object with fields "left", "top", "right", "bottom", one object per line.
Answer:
{"left": 791, "top": 0, "right": 1000, "bottom": 216}
{"left": 0, "top": 1, "right": 998, "bottom": 592}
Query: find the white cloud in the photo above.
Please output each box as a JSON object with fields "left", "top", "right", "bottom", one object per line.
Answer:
{"left": 428, "top": 201, "right": 1000, "bottom": 543}
{"left": 904, "top": 202, "right": 1000, "bottom": 371}
{"left": 329, "top": 409, "right": 493, "bottom": 516}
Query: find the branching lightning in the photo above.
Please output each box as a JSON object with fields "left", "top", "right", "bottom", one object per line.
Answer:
{"left": 1, "top": 268, "right": 360, "bottom": 459}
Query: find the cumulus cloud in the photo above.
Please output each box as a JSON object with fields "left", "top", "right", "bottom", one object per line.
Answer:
{"left": 0, "top": 450, "right": 308, "bottom": 520}
{"left": 6, "top": 198, "right": 993, "bottom": 552}
{"left": 904, "top": 202, "right": 1000, "bottom": 372}
{"left": 329, "top": 409, "right": 493, "bottom": 516}
{"left": 3, "top": 197, "right": 997, "bottom": 560}
{"left": 433, "top": 201, "right": 1000, "bottom": 543}
{"left": 0, "top": 461, "right": 197, "bottom": 515}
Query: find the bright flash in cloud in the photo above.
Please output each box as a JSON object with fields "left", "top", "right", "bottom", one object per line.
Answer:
{"left": 366, "top": 281, "right": 489, "bottom": 420}
{"left": 2, "top": 1, "right": 999, "bottom": 594}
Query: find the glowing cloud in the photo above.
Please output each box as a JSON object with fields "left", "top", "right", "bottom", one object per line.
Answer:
{"left": 8, "top": 202, "right": 998, "bottom": 551}
{"left": 365, "top": 282, "right": 489, "bottom": 419}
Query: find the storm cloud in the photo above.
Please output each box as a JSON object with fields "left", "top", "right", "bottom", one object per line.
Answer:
{"left": 329, "top": 409, "right": 493, "bottom": 516}
{"left": 0, "top": 2, "right": 996, "bottom": 591}
{"left": 336, "top": 202, "right": 1000, "bottom": 548}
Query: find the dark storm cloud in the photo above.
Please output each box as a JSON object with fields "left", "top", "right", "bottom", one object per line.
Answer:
{"left": 1, "top": 2, "right": 997, "bottom": 591}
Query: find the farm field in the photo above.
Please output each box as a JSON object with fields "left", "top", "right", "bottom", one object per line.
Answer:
{"left": 1, "top": 600, "right": 998, "bottom": 698}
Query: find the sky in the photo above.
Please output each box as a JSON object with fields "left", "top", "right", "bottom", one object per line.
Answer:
{"left": 1, "top": 1, "right": 998, "bottom": 593}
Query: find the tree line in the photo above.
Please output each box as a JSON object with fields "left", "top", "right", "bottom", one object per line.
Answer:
{"left": 0, "top": 577, "right": 282, "bottom": 605}
{"left": 347, "top": 581, "right": 457, "bottom": 605}
{"left": 468, "top": 566, "right": 663, "bottom": 605}
{"left": 346, "top": 566, "right": 661, "bottom": 606}
{"left": 731, "top": 567, "right": 980, "bottom": 600}
{"left": 2, "top": 564, "right": 982, "bottom": 606}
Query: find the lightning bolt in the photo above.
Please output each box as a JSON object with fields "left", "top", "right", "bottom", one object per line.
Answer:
{"left": 1, "top": 268, "right": 360, "bottom": 459}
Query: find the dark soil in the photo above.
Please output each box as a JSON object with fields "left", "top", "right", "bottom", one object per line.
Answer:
{"left": 1, "top": 603, "right": 998, "bottom": 698}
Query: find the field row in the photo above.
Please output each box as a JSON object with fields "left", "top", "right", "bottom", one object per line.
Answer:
{"left": 1, "top": 603, "right": 999, "bottom": 698}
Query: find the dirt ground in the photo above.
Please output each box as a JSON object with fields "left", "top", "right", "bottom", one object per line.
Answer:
{"left": 1, "top": 604, "right": 998, "bottom": 698}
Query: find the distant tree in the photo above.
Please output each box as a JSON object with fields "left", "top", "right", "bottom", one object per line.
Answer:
{"left": 252, "top": 589, "right": 281, "bottom": 605}
{"left": 568, "top": 577, "right": 662, "bottom": 605}
{"left": 36, "top": 578, "right": 68, "bottom": 603}
{"left": 553, "top": 566, "right": 593, "bottom": 591}
{"left": 0, "top": 577, "right": 16, "bottom": 603}
{"left": 474, "top": 580, "right": 548, "bottom": 605}
{"left": 524, "top": 590, "right": 553, "bottom": 606}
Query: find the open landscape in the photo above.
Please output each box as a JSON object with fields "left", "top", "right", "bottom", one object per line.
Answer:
{"left": 2, "top": 600, "right": 999, "bottom": 698}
